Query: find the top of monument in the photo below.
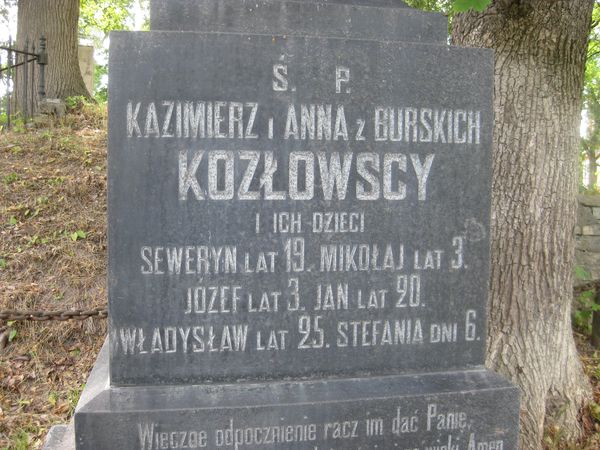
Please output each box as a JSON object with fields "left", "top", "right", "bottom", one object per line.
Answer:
{"left": 150, "top": 0, "right": 442, "bottom": 43}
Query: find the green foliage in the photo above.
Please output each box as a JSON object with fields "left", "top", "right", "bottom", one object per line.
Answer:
{"left": 3, "top": 172, "right": 19, "bottom": 184}
{"left": 581, "top": 3, "right": 600, "bottom": 190}
{"left": 10, "top": 429, "right": 30, "bottom": 450}
{"left": 404, "top": 0, "right": 451, "bottom": 14}
{"left": 48, "top": 176, "right": 65, "bottom": 186}
{"left": 575, "top": 265, "right": 592, "bottom": 281}
{"left": 93, "top": 64, "right": 109, "bottom": 103}
{"left": 68, "top": 385, "right": 83, "bottom": 415}
{"left": 405, "top": 0, "right": 490, "bottom": 14}
{"left": 2, "top": 116, "right": 27, "bottom": 133}
{"left": 65, "top": 95, "right": 94, "bottom": 113}
{"left": 70, "top": 230, "right": 87, "bottom": 241}
{"left": 591, "top": 401, "right": 600, "bottom": 422}
{"left": 404, "top": 0, "right": 490, "bottom": 35}
{"left": 79, "top": 0, "right": 132, "bottom": 99}
{"left": 79, "top": 0, "right": 135, "bottom": 43}
{"left": 573, "top": 266, "right": 596, "bottom": 335}
{"left": 6, "top": 320, "right": 17, "bottom": 344}
{"left": 48, "top": 391, "right": 59, "bottom": 407}
{"left": 78, "top": 1, "right": 149, "bottom": 101}
{"left": 0, "top": 0, "right": 16, "bottom": 31}
{"left": 573, "top": 289, "right": 600, "bottom": 335}
{"left": 452, "top": 0, "right": 491, "bottom": 12}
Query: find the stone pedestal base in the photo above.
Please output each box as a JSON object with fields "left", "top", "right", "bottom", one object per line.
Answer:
{"left": 43, "top": 424, "right": 74, "bottom": 450}
{"left": 64, "top": 341, "right": 519, "bottom": 449}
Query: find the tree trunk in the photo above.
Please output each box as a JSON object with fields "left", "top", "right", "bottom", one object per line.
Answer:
{"left": 452, "top": 1, "right": 593, "bottom": 448}
{"left": 15, "top": 0, "right": 89, "bottom": 114}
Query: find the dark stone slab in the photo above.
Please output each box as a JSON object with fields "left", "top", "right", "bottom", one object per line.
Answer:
{"left": 108, "top": 30, "right": 493, "bottom": 385}
{"left": 149, "top": 0, "right": 446, "bottom": 43}
{"left": 75, "top": 340, "right": 519, "bottom": 449}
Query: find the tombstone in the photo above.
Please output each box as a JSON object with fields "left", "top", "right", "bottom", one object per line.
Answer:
{"left": 45, "top": 1, "right": 521, "bottom": 448}
{"left": 78, "top": 45, "right": 95, "bottom": 96}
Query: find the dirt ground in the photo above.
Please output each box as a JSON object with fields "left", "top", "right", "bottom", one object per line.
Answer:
{"left": 0, "top": 105, "right": 599, "bottom": 449}
{"left": 0, "top": 105, "right": 107, "bottom": 449}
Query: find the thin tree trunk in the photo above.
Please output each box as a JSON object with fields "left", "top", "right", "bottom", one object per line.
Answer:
{"left": 15, "top": 0, "right": 89, "bottom": 115}
{"left": 452, "top": 1, "right": 593, "bottom": 448}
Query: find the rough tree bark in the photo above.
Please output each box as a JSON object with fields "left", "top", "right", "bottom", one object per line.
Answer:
{"left": 452, "top": 1, "right": 594, "bottom": 448}
{"left": 15, "top": 0, "right": 89, "bottom": 112}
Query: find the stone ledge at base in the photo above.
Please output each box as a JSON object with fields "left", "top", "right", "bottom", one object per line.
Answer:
{"left": 67, "top": 341, "right": 519, "bottom": 449}
{"left": 43, "top": 424, "right": 74, "bottom": 450}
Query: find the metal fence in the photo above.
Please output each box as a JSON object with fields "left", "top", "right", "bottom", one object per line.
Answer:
{"left": 0, "top": 35, "right": 47, "bottom": 129}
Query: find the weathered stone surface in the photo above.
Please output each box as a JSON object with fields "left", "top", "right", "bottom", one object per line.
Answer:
{"left": 43, "top": 425, "right": 74, "bottom": 450}
{"left": 74, "top": 341, "right": 519, "bottom": 449}
{"left": 578, "top": 194, "right": 600, "bottom": 208}
{"left": 582, "top": 224, "right": 600, "bottom": 236}
{"left": 576, "top": 236, "right": 600, "bottom": 254}
{"left": 78, "top": 45, "right": 95, "bottom": 96}
{"left": 39, "top": 99, "right": 66, "bottom": 117}
{"left": 575, "top": 249, "right": 600, "bottom": 269}
{"left": 578, "top": 204, "right": 596, "bottom": 226}
{"left": 108, "top": 30, "right": 493, "bottom": 385}
{"left": 149, "top": 0, "right": 446, "bottom": 43}
{"left": 575, "top": 197, "right": 600, "bottom": 282}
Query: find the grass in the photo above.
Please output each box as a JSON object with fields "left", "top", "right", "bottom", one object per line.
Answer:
{"left": 7, "top": 428, "right": 36, "bottom": 450}
{"left": 1, "top": 104, "right": 600, "bottom": 448}
{"left": 0, "top": 104, "right": 107, "bottom": 449}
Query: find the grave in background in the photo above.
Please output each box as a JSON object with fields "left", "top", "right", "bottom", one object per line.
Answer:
{"left": 46, "top": 1, "right": 520, "bottom": 448}
{"left": 77, "top": 45, "right": 94, "bottom": 96}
